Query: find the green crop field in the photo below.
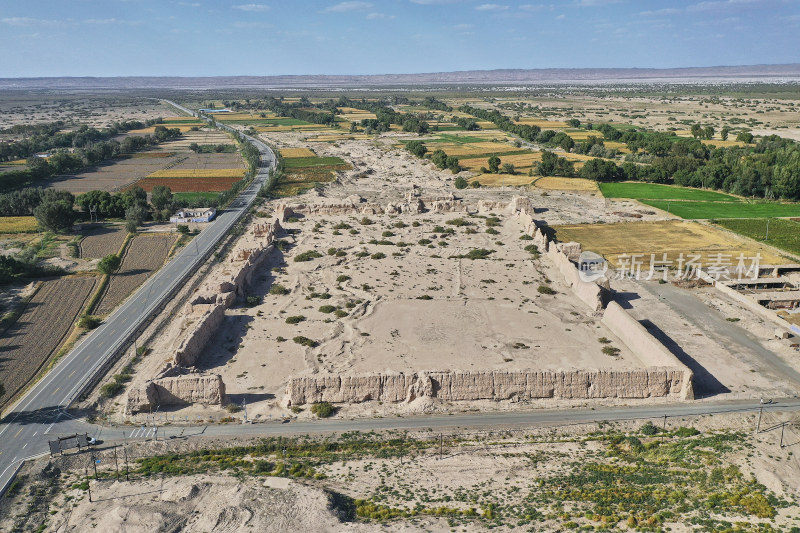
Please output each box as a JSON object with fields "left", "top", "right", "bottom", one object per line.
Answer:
{"left": 172, "top": 191, "right": 220, "bottom": 204}
{"left": 283, "top": 156, "right": 350, "bottom": 169}
{"left": 641, "top": 200, "right": 800, "bottom": 219}
{"left": 218, "top": 118, "right": 311, "bottom": 126}
{"left": 600, "top": 182, "right": 740, "bottom": 202}
{"left": 715, "top": 218, "right": 800, "bottom": 258}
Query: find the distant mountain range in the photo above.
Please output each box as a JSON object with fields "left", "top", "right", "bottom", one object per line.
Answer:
{"left": 2, "top": 64, "right": 799, "bottom": 90}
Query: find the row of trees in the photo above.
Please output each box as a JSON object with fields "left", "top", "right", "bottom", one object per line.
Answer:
{"left": 0, "top": 126, "right": 182, "bottom": 193}
{"left": 590, "top": 124, "right": 800, "bottom": 199}
{"left": 0, "top": 119, "right": 167, "bottom": 162}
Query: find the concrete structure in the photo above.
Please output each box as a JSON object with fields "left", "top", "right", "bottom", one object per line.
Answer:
{"left": 170, "top": 208, "right": 216, "bottom": 223}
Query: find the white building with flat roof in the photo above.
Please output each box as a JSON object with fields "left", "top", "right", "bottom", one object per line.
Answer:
{"left": 170, "top": 208, "right": 216, "bottom": 223}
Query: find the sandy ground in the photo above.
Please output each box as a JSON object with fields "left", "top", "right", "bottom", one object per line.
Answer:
{"left": 4, "top": 410, "right": 800, "bottom": 533}
{"left": 0, "top": 94, "right": 175, "bottom": 130}
{"left": 196, "top": 211, "right": 638, "bottom": 406}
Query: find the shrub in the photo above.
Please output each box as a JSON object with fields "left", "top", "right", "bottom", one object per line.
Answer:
{"left": 519, "top": 234, "right": 533, "bottom": 240}
{"left": 360, "top": 217, "right": 374, "bottom": 225}
{"left": 176, "top": 224, "right": 190, "bottom": 234}
{"left": 311, "top": 401, "right": 335, "bottom": 418}
{"left": 327, "top": 247, "right": 338, "bottom": 256}
{"left": 97, "top": 253, "right": 121, "bottom": 275}
{"left": 99, "top": 381, "right": 124, "bottom": 398}
{"left": 524, "top": 244, "right": 539, "bottom": 255}
{"left": 293, "top": 336, "right": 317, "bottom": 347}
{"left": 285, "top": 315, "right": 306, "bottom": 324}
{"left": 464, "top": 248, "right": 493, "bottom": 260}
{"left": 370, "top": 252, "right": 386, "bottom": 260}
{"left": 269, "top": 283, "right": 290, "bottom": 295}
{"left": 673, "top": 426, "right": 700, "bottom": 437}
{"left": 640, "top": 421, "right": 659, "bottom": 436}
{"left": 602, "top": 345, "right": 621, "bottom": 356}
{"left": 336, "top": 275, "right": 351, "bottom": 283}
{"left": 382, "top": 230, "right": 394, "bottom": 237}
{"left": 245, "top": 295, "right": 261, "bottom": 307}
{"left": 446, "top": 218, "right": 471, "bottom": 227}
{"left": 78, "top": 314, "right": 101, "bottom": 329}
{"left": 294, "top": 250, "right": 323, "bottom": 262}
{"left": 454, "top": 176, "right": 468, "bottom": 189}
{"left": 537, "top": 285, "right": 555, "bottom": 295}
{"left": 319, "top": 305, "right": 336, "bottom": 313}
{"left": 334, "top": 310, "right": 348, "bottom": 318}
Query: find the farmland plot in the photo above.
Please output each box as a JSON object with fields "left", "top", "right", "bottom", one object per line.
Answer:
{"left": 94, "top": 233, "right": 177, "bottom": 316}
{"left": 0, "top": 276, "right": 97, "bottom": 407}
{"left": 79, "top": 225, "right": 128, "bottom": 259}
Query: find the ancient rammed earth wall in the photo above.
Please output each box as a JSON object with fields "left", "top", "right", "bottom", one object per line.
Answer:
{"left": 125, "top": 219, "right": 281, "bottom": 413}
{"left": 284, "top": 195, "right": 694, "bottom": 405}
{"left": 286, "top": 369, "right": 691, "bottom": 406}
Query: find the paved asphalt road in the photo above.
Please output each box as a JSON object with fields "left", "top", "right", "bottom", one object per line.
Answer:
{"left": 0, "top": 100, "right": 275, "bottom": 491}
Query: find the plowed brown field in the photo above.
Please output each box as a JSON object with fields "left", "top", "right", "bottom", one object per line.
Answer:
{"left": 0, "top": 276, "right": 97, "bottom": 407}
{"left": 94, "top": 233, "right": 177, "bottom": 316}
{"left": 79, "top": 226, "right": 128, "bottom": 259}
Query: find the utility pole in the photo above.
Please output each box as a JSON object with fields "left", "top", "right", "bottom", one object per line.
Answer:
{"left": 114, "top": 446, "right": 120, "bottom": 481}
{"left": 242, "top": 398, "right": 248, "bottom": 423}
{"left": 780, "top": 422, "right": 786, "bottom": 448}
{"left": 85, "top": 463, "right": 92, "bottom": 503}
{"left": 439, "top": 434, "right": 443, "bottom": 460}
{"left": 756, "top": 407, "right": 763, "bottom": 434}
{"left": 662, "top": 414, "right": 667, "bottom": 442}
{"left": 124, "top": 446, "right": 130, "bottom": 481}
{"left": 765, "top": 218, "right": 771, "bottom": 241}
{"left": 91, "top": 450, "right": 98, "bottom": 479}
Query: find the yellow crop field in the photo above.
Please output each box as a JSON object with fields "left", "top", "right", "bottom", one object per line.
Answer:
{"left": 469, "top": 173, "right": 535, "bottom": 187}
{"left": 534, "top": 177, "right": 598, "bottom": 192}
{"left": 7, "top": 159, "right": 27, "bottom": 165}
{"left": 475, "top": 121, "right": 499, "bottom": 130}
{"left": 566, "top": 130, "right": 605, "bottom": 140}
{"left": 515, "top": 119, "right": 568, "bottom": 128}
{"left": 603, "top": 141, "right": 631, "bottom": 153}
{"left": 0, "top": 216, "right": 38, "bottom": 233}
{"left": 437, "top": 142, "right": 526, "bottom": 157}
{"left": 147, "top": 168, "right": 246, "bottom": 178}
{"left": 461, "top": 152, "right": 541, "bottom": 171}
{"left": 339, "top": 113, "right": 377, "bottom": 122}
{"left": 551, "top": 220, "right": 785, "bottom": 268}
{"left": 280, "top": 148, "right": 316, "bottom": 158}
{"left": 130, "top": 125, "right": 198, "bottom": 134}
{"left": 701, "top": 139, "right": 747, "bottom": 147}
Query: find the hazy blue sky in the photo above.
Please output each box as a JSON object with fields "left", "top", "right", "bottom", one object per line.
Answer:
{"left": 1, "top": 0, "right": 798, "bottom": 77}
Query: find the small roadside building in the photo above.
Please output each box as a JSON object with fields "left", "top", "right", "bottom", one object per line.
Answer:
{"left": 170, "top": 208, "right": 216, "bottom": 223}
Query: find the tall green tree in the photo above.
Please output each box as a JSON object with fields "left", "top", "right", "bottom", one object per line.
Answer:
{"left": 488, "top": 155, "right": 501, "bottom": 173}
{"left": 34, "top": 198, "right": 75, "bottom": 233}
{"left": 150, "top": 185, "right": 173, "bottom": 212}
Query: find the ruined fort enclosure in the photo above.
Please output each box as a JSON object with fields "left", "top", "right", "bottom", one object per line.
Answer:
{"left": 209, "top": 211, "right": 640, "bottom": 398}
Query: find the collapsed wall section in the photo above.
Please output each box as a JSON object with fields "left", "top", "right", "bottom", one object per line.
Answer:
{"left": 285, "top": 368, "right": 689, "bottom": 406}
{"left": 125, "top": 218, "right": 281, "bottom": 413}
{"left": 127, "top": 374, "right": 225, "bottom": 413}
